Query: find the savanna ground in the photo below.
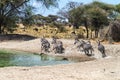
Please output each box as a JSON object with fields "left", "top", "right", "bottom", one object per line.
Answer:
{"left": 0, "top": 26, "right": 120, "bottom": 80}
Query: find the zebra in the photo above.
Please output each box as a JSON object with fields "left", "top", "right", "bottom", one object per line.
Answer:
{"left": 51, "top": 37, "right": 64, "bottom": 54}
{"left": 40, "top": 38, "right": 50, "bottom": 53}
{"left": 73, "top": 37, "right": 84, "bottom": 51}
{"left": 97, "top": 40, "right": 106, "bottom": 58}
{"left": 77, "top": 40, "right": 94, "bottom": 56}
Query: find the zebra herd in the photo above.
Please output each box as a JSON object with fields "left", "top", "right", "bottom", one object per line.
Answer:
{"left": 74, "top": 38, "right": 106, "bottom": 58}
{"left": 40, "top": 37, "right": 107, "bottom": 58}
{"left": 40, "top": 37, "right": 64, "bottom": 54}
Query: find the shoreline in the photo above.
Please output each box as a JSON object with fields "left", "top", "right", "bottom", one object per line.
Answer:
{"left": 0, "top": 38, "right": 120, "bottom": 80}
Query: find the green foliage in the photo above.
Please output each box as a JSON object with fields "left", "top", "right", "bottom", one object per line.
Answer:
{"left": 48, "top": 15, "right": 58, "bottom": 22}
{"left": 0, "top": 0, "right": 59, "bottom": 34}
{"left": 0, "top": 0, "right": 29, "bottom": 34}
{"left": 66, "top": 1, "right": 117, "bottom": 38}
{"left": 116, "top": 4, "right": 120, "bottom": 13}
{"left": 88, "top": 7, "right": 108, "bottom": 28}
{"left": 22, "top": 5, "right": 35, "bottom": 26}
{"left": 91, "top": 1, "right": 115, "bottom": 11}
{"left": 49, "top": 22, "right": 66, "bottom": 33}
{"left": 37, "top": 0, "right": 59, "bottom": 8}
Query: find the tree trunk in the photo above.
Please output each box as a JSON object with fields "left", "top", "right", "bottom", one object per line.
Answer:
{"left": 0, "top": 22, "right": 2, "bottom": 34}
{"left": 86, "top": 27, "right": 89, "bottom": 38}
{"left": 90, "top": 30, "right": 93, "bottom": 39}
{"left": 84, "top": 21, "right": 89, "bottom": 38}
{"left": 95, "top": 29, "right": 99, "bottom": 38}
{"left": 0, "top": 15, "right": 4, "bottom": 34}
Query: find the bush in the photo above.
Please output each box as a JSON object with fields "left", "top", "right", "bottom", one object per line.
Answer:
{"left": 109, "top": 20, "right": 120, "bottom": 42}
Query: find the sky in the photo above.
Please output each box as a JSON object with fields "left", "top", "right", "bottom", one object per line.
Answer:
{"left": 31, "top": 0, "right": 120, "bottom": 16}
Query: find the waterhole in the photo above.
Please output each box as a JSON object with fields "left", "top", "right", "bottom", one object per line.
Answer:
{"left": 0, "top": 49, "right": 72, "bottom": 67}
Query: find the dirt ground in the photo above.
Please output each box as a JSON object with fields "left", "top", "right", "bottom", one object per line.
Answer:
{"left": 0, "top": 38, "right": 120, "bottom": 80}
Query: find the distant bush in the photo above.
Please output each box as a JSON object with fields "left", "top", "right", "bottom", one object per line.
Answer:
{"left": 109, "top": 20, "right": 120, "bottom": 42}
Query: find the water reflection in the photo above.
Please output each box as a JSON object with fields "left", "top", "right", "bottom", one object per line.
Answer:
{"left": 40, "top": 53, "right": 50, "bottom": 61}
{"left": 0, "top": 50, "right": 71, "bottom": 67}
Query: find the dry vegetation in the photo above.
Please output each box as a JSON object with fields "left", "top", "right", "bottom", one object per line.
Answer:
{"left": 13, "top": 25, "right": 85, "bottom": 38}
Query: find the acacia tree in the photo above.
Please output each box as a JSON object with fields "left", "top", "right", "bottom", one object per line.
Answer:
{"left": 0, "top": 0, "right": 59, "bottom": 34}
{"left": 0, "top": 0, "right": 28, "bottom": 34}
{"left": 67, "top": 1, "right": 116, "bottom": 38}
{"left": 66, "top": 3, "right": 92, "bottom": 38}
{"left": 87, "top": 1, "right": 115, "bottom": 38}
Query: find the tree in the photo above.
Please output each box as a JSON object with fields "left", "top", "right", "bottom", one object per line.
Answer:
{"left": 68, "top": 4, "right": 91, "bottom": 38}
{"left": 21, "top": 5, "right": 35, "bottom": 26}
{"left": 0, "top": 0, "right": 59, "bottom": 34}
{"left": 37, "top": 0, "right": 59, "bottom": 8}
{"left": 57, "top": 1, "right": 81, "bottom": 23}
{"left": 111, "top": 20, "right": 120, "bottom": 41}
{"left": 87, "top": 1, "right": 114, "bottom": 38}
{"left": 116, "top": 4, "right": 120, "bottom": 13}
{"left": 88, "top": 7, "right": 109, "bottom": 38}
{"left": 67, "top": 1, "right": 116, "bottom": 38}
{"left": 0, "top": 0, "right": 29, "bottom": 34}
{"left": 48, "top": 15, "right": 58, "bottom": 22}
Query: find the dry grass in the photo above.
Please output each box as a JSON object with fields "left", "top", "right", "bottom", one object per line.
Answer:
{"left": 13, "top": 26, "right": 84, "bottom": 38}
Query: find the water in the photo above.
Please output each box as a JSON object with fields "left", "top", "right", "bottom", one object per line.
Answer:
{"left": 0, "top": 49, "right": 72, "bottom": 67}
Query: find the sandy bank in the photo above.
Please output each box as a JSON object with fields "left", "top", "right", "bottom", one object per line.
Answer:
{"left": 0, "top": 38, "right": 120, "bottom": 80}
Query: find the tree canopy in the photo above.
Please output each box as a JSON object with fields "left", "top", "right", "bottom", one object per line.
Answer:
{"left": 61, "top": 1, "right": 119, "bottom": 38}
{"left": 1, "top": 0, "right": 120, "bottom": 41}
{"left": 0, "top": 0, "right": 59, "bottom": 34}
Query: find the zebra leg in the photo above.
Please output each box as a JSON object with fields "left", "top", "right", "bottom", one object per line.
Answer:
{"left": 85, "top": 50, "right": 91, "bottom": 56}
{"left": 102, "top": 50, "right": 106, "bottom": 58}
{"left": 53, "top": 47, "right": 57, "bottom": 54}
{"left": 59, "top": 47, "right": 63, "bottom": 54}
{"left": 90, "top": 49, "right": 94, "bottom": 56}
{"left": 84, "top": 50, "right": 88, "bottom": 56}
{"left": 87, "top": 50, "right": 92, "bottom": 56}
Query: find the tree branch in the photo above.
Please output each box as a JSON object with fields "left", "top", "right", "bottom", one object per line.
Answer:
{"left": 4, "top": 0, "right": 29, "bottom": 17}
